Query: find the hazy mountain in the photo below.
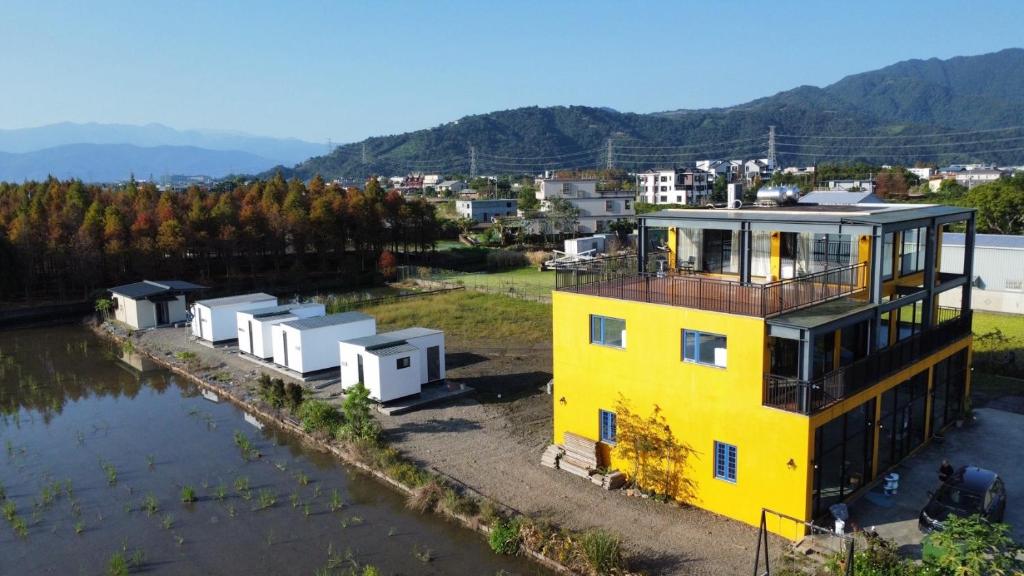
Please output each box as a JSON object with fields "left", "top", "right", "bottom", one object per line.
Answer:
{"left": 0, "top": 143, "right": 275, "bottom": 183}
{"left": 282, "top": 48, "right": 1024, "bottom": 180}
{"left": 0, "top": 122, "right": 325, "bottom": 165}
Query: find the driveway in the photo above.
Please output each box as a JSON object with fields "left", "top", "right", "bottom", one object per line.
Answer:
{"left": 848, "top": 408, "right": 1024, "bottom": 555}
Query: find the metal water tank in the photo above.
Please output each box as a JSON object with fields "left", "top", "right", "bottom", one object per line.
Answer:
{"left": 756, "top": 185, "right": 800, "bottom": 205}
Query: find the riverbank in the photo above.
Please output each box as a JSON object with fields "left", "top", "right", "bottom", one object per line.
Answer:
{"left": 100, "top": 309, "right": 779, "bottom": 576}
{"left": 92, "top": 320, "right": 605, "bottom": 575}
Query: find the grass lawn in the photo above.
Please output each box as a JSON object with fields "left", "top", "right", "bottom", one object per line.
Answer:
{"left": 441, "top": 266, "right": 554, "bottom": 301}
{"left": 971, "top": 310, "right": 1024, "bottom": 378}
{"left": 358, "top": 290, "right": 552, "bottom": 346}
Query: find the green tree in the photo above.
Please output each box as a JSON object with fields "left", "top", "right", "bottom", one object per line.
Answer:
{"left": 517, "top": 186, "right": 540, "bottom": 212}
{"left": 924, "top": 514, "right": 1023, "bottom": 575}
{"left": 339, "top": 382, "right": 379, "bottom": 441}
{"left": 963, "top": 180, "right": 1024, "bottom": 234}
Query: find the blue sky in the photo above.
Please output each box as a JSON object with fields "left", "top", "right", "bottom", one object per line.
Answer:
{"left": 2, "top": 0, "right": 1023, "bottom": 143}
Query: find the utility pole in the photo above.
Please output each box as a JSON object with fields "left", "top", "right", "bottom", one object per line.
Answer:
{"left": 470, "top": 146, "right": 478, "bottom": 179}
{"left": 767, "top": 125, "right": 777, "bottom": 172}
{"left": 606, "top": 138, "right": 614, "bottom": 170}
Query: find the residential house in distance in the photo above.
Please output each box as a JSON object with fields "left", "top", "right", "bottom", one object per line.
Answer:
{"left": 696, "top": 160, "right": 741, "bottom": 183}
{"left": 908, "top": 167, "right": 934, "bottom": 180}
{"left": 436, "top": 180, "right": 467, "bottom": 194}
{"left": 825, "top": 179, "right": 876, "bottom": 193}
{"left": 636, "top": 168, "right": 711, "bottom": 205}
{"left": 422, "top": 174, "right": 442, "bottom": 188}
{"left": 108, "top": 280, "right": 205, "bottom": 330}
{"left": 744, "top": 158, "right": 772, "bottom": 184}
{"left": 550, "top": 201, "right": 975, "bottom": 540}
{"left": 456, "top": 198, "right": 518, "bottom": 223}
{"left": 535, "top": 177, "right": 635, "bottom": 234}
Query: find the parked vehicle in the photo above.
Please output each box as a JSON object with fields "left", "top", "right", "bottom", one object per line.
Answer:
{"left": 918, "top": 465, "right": 1006, "bottom": 532}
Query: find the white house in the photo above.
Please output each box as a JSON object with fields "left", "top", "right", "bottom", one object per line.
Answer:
{"left": 455, "top": 198, "right": 518, "bottom": 222}
{"left": 908, "top": 167, "right": 934, "bottom": 180}
{"left": 108, "top": 280, "right": 205, "bottom": 330}
{"left": 534, "top": 178, "right": 634, "bottom": 234}
{"left": 190, "top": 293, "right": 278, "bottom": 344}
{"left": 236, "top": 303, "right": 326, "bottom": 359}
{"left": 636, "top": 168, "right": 711, "bottom": 205}
{"left": 436, "top": 180, "right": 467, "bottom": 194}
{"left": 271, "top": 312, "right": 376, "bottom": 375}
{"left": 339, "top": 327, "right": 445, "bottom": 402}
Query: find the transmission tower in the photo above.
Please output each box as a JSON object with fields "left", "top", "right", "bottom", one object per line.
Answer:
{"left": 470, "top": 146, "right": 478, "bottom": 178}
{"left": 767, "top": 125, "right": 777, "bottom": 171}
{"left": 606, "top": 138, "right": 614, "bottom": 170}
{"left": 361, "top": 143, "right": 368, "bottom": 164}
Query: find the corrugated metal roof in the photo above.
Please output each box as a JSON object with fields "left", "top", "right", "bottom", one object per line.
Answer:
{"left": 341, "top": 327, "right": 442, "bottom": 349}
{"left": 109, "top": 279, "right": 205, "bottom": 299}
{"left": 368, "top": 343, "right": 418, "bottom": 357}
{"left": 281, "top": 311, "right": 373, "bottom": 331}
{"left": 942, "top": 233, "right": 1024, "bottom": 249}
{"left": 195, "top": 293, "right": 276, "bottom": 307}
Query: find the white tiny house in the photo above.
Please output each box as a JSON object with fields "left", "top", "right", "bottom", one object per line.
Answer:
{"left": 108, "top": 280, "right": 205, "bottom": 330}
{"left": 271, "top": 312, "right": 376, "bottom": 375}
{"left": 190, "top": 293, "right": 278, "bottom": 344}
{"left": 339, "top": 327, "right": 445, "bottom": 402}
{"left": 236, "top": 303, "right": 326, "bottom": 359}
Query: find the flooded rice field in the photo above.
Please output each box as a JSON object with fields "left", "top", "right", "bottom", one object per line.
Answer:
{"left": 0, "top": 325, "right": 547, "bottom": 575}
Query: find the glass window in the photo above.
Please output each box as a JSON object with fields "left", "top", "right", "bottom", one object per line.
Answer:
{"left": 590, "top": 315, "right": 625, "bottom": 348}
{"left": 682, "top": 329, "right": 727, "bottom": 367}
{"left": 897, "top": 301, "right": 922, "bottom": 342}
{"left": 397, "top": 357, "right": 411, "bottom": 369}
{"left": 701, "top": 229, "right": 735, "bottom": 274}
{"left": 599, "top": 410, "right": 617, "bottom": 444}
{"left": 882, "top": 233, "right": 895, "bottom": 280}
{"left": 714, "top": 441, "right": 737, "bottom": 483}
{"left": 901, "top": 227, "right": 927, "bottom": 275}
{"left": 812, "top": 331, "right": 836, "bottom": 378}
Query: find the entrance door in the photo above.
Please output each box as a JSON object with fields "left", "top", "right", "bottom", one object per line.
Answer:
{"left": 427, "top": 346, "right": 440, "bottom": 381}
{"left": 248, "top": 321, "right": 255, "bottom": 356}
{"left": 156, "top": 301, "right": 169, "bottom": 325}
{"left": 282, "top": 331, "right": 289, "bottom": 367}
{"left": 357, "top": 354, "right": 364, "bottom": 383}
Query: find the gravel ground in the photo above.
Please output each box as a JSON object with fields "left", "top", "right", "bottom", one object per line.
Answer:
{"left": 129, "top": 325, "right": 778, "bottom": 575}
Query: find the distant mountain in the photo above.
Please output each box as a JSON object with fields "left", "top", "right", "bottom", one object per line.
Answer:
{"left": 281, "top": 48, "right": 1024, "bottom": 180}
{"left": 0, "top": 122, "right": 325, "bottom": 166}
{"left": 0, "top": 143, "right": 275, "bottom": 182}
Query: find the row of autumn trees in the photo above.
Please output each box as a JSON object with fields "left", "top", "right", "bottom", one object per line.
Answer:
{"left": 0, "top": 173, "right": 442, "bottom": 302}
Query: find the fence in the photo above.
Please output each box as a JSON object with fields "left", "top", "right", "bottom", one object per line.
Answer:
{"left": 753, "top": 508, "right": 854, "bottom": 576}
{"left": 313, "top": 286, "right": 465, "bottom": 313}
{"left": 397, "top": 265, "right": 554, "bottom": 303}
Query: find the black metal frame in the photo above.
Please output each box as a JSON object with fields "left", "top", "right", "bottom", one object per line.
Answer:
{"left": 763, "top": 308, "right": 972, "bottom": 414}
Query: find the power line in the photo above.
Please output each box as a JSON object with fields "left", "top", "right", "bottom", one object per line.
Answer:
{"left": 776, "top": 126, "right": 1024, "bottom": 140}
{"left": 774, "top": 135, "right": 1024, "bottom": 149}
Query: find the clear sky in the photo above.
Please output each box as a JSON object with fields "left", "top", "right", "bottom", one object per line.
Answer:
{"left": 3, "top": 0, "right": 1023, "bottom": 143}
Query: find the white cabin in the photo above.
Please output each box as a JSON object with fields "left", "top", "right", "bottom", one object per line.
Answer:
{"left": 339, "top": 327, "right": 445, "bottom": 402}
{"left": 271, "top": 312, "right": 376, "bottom": 375}
{"left": 236, "top": 303, "right": 326, "bottom": 359}
{"left": 108, "top": 280, "right": 205, "bottom": 330}
{"left": 191, "top": 293, "right": 278, "bottom": 343}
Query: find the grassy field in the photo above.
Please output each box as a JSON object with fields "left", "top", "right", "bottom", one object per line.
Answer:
{"left": 358, "top": 290, "right": 552, "bottom": 346}
{"left": 971, "top": 310, "right": 1024, "bottom": 378}
{"left": 410, "top": 266, "right": 555, "bottom": 301}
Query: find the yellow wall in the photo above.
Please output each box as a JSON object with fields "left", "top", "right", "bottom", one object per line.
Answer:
{"left": 552, "top": 291, "right": 811, "bottom": 539}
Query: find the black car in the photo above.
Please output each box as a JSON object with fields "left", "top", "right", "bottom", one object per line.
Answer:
{"left": 919, "top": 465, "right": 1007, "bottom": 532}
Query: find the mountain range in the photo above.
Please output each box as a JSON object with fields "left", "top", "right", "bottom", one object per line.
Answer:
{"left": 3, "top": 48, "right": 1024, "bottom": 183}
{"left": 0, "top": 123, "right": 324, "bottom": 182}
{"left": 282, "top": 48, "right": 1024, "bottom": 180}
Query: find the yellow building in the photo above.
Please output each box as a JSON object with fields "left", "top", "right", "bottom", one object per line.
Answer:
{"left": 551, "top": 201, "right": 976, "bottom": 539}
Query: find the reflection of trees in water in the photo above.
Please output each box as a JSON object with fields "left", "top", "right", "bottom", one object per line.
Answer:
{"left": 0, "top": 329, "right": 174, "bottom": 420}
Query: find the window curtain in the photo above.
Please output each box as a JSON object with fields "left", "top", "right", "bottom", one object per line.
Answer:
{"left": 727, "top": 231, "right": 741, "bottom": 274}
{"left": 796, "top": 233, "right": 814, "bottom": 276}
{"left": 678, "top": 227, "right": 702, "bottom": 269}
{"left": 751, "top": 231, "right": 771, "bottom": 277}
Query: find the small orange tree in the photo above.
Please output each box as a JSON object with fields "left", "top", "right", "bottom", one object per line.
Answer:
{"left": 614, "top": 394, "right": 696, "bottom": 501}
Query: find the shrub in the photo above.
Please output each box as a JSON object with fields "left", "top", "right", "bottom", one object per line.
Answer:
{"left": 525, "top": 250, "right": 551, "bottom": 267}
{"left": 488, "top": 517, "right": 521, "bottom": 555}
{"left": 297, "top": 400, "right": 342, "bottom": 434}
{"left": 442, "top": 487, "right": 479, "bottom": 517}
{"left": 486, "top": 249, "right": 528, "bottom": 270}
{"left": 285, "top": 382, "right": 304, "bottom": 410}
{"left": 337, "top": 382, "right": 380, "bottom": 442}
{"left": 922, "top": 514, "right": 1023, "bottom": 575}
{"left": 580, "top": 530, "right": 625, "bottom": 574}
{"left": 257, "top": 374, "right": 288, "bottom": 408}
{"left": 406, "top": 479, "right": 445, "bottom": 513}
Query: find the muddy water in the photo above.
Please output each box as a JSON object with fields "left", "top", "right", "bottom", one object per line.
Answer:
{"left": 0, "top": 326, "right": 547, "bottom": 575}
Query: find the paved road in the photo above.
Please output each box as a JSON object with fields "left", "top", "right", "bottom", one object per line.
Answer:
{"left": 848, "top": 408, "right": 1024, "bottom": 556}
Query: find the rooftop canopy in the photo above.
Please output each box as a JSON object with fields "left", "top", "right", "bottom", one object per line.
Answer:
{"left": 109, "top": 280, "right": 206, "bottom": 300}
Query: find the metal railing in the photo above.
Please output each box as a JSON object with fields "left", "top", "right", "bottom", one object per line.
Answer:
{"left": 763, "top": 308, "right": 973, "bottom": 415}
{"left": 554, "top": 254, "right": 868, "bottom": 318}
